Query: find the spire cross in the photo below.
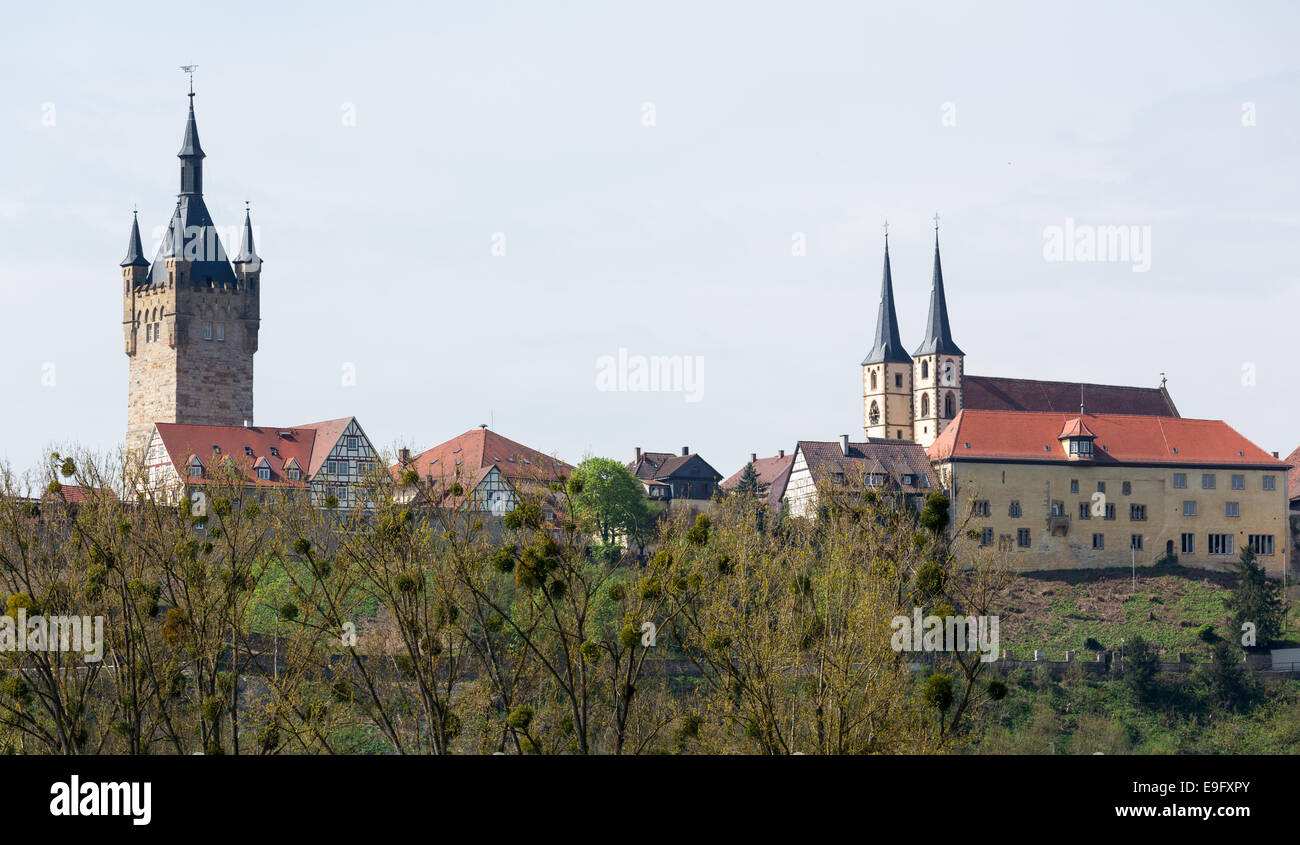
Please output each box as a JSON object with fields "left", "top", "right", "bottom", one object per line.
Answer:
{"left": 882, "top": 217, "right": 889, "bottom": 239}
{"left": 933, "top": 211, "right": 940, "bottom": 231}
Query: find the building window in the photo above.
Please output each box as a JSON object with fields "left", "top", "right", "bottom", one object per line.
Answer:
{"left": 1122, "top": 481, "right": 1131, "bottom": 496}
{"left": 1092, "top": 533, "right": 1104, "bottom": 550}
{"left": 902, "top": 474, "right": 916, "bottom": 486}
{"left": 287, "top": 468, "right": 301, "bottom": 481}
{"left": 1225, "top": 501, "right": 1239, "bottom": 518}
{"left": 833, "top": 472, "right": 844, "bottom": 484}
{"left": 921, "top": 394, "right": 930, "bottom": 417}
{"left": 1051, "top": 501, "right": 1064, "bottom": 516}
{"left": 216, "top": 323, "right": 225, "bottom": 342}
{"left": 1208, "top": 534, "right": 1233, "bottom": 555}
{"left": 1263, "top": 476, "right": 1276, "bottom": 491}
{"left": 1017, "top": 528, "right": 1031, "bottom": 548}
{"left": 894, "top": 373, "right": 902, "bottom": 388}
{"left": 1201, "top": 473, "right": 1216, "bottom": 489}
{"left": 347, "top": 436, "right": 359, "bottom": 449}
{"left": 1130, "top": 504, "right": 1146, "bottom": 521}
{"left": 1173, "top": 473, "right": 1187, "bottom": 489}
{"left": 1096, "top": 481, "right": 1106, "bottom": 494}
{"left": 1182, "top": 500, "right": 1197, "bottom": 517}
{"left": 1078, "top": 502, "right": 1091, "bottom": 520}
{"left": 145, "top": 324, "right": 153, "bottom": 342}
{"left": 203, "top": 322, "right": 213, "bottom": 340}
{"left": 1008, "top": 500, "right": 1021, "bottom": 518}
{"left": 188, "top": 460, "right": 204, "bottom": 478}
{"left": 1070, "top": 479, "right": 1079, "bottom": 494}
{"left": 1104, "top": 503, "right": 1116, "bottom": 520}
{"left": 979, "top": 528, "right": 993, "bottom": 547}
{"left": 1069, "top": 438, "right": 1092, "bottom": 457}
{"left": 1249, "top": 534, "right": 1275, "bottom": 556}
{"left": 921, "top": 360, "right": 929, "bottom": 380}
{"left": 1131, "top": 535, "right": 1143, "bottom": 551}
{"left": 869, "top": 371, "right": 877, "bottom": 390}
{"left": 944, "top": 392, "right": 954, "bottom": 418}
{"left": 256, "top": 467, "right": 270, "bottom": 481}
{"left": 972, "top": 500, "right": 990, "bottom": 517}
{"left": 1231, "top": 474, "right": 1245, "bottom": 490}
{"left": 1181, "top": 533, "right": 1195, "bottom": 554}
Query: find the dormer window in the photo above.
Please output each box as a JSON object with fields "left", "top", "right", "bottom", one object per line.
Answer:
{"left": 256, "top": 466, "right": 271, "bottom": 481}
{"left": 244, "top": 446, "right": 255, "bottom": 457}
{"left": 1068, "top": 438, "right": 1093, "bottom": 457}
{"left": 189, "top": 457, "right": 204, "bottom": 478}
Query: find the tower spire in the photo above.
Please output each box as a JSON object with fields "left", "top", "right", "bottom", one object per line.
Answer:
{"left": 120, "top": 207, "right": 149, "bottom": 268}
{"left": 861, "top": 225, "right": 911, "bottom": 365}
{"left": 177, "top": 75, "right": 205, "bottom": 196}
{"left": 913, "top": 218, "right": 963, "bottom": 356}
{"left": 233, "top": 201, "right": 261, "bottom": 268}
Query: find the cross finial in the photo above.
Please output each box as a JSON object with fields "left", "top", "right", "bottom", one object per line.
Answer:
{"left": 180, "top": 64, "right": 198, "bottom": 98}
{"left": 882, "top": 216, "right": 889, "bottom": 239}
{"left": 933, "top": 211, "right": 940, "bottom": 231}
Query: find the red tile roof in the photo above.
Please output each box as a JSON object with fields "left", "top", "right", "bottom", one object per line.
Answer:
{"left": 152, "top": 417, "right": 363, "bottom": 487}
{"left": 929, "top": 410, "right": 1288, "bottom": 469}
{"left": 393, "top": 428, "right": 572, "bottom": 487}
{"left": 964, "top": 376, "right": 1178, "bottom": 416}
{"left": 1058, "top": 417, "right": 1096, "bottom": 439}
{"left": 1283, "top": 445, "right": 1300, "bottom": 503}
{"left": 722, "top": 453, "right": 795, "bottom": 510}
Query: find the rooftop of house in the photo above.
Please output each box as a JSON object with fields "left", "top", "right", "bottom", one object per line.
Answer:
{"left": 793, "top": 438, "right": 938, "bottom": 494}
{"left": 722, "top": 451, "right": 795, "bottom": 510}
{"left": 628, "top": 448, "right": 722, "bottom": 483}
{"left": 151, "top": 417, "right": 362, "bottom": 486}
{"left": 929, "top": 410, "right": 1287, "bottom": 469}
{"left": 393, "top": 427, "right": 572, "bottom": 486}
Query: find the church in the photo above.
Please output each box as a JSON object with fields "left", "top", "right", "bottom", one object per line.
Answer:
{"left": 861, "top": 223, "right": 1289, "bottom": 572}
{"left": 861, "top": 223, "right": 1179, "bottom": 449}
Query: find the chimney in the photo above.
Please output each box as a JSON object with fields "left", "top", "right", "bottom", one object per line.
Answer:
{"left": 243, "top": 419, "right": 251, "bottom": 428}
{"left": 681, "top": 446, "right": 689, "bottom": 456}
{"left": 1272, "top": 451, "right": 1279, "bottom": 458}
{"left": 750, "top": 453, "right": 757, "bottom": 463}
{"left": 778, "top": 449, "right": 785, "bottom": 458}
{"left": 839, "top": 435, "right": 850, "bottom": 457}
{"left": 399, "top": 447, "right": 411, "bottom": 464}
{"left": 635, "top": 446, "right": 642, "bottom": 463}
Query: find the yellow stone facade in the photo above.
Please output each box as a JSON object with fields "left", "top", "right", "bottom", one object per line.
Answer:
{"left": 938, "top": 459, "right": 1289, "bottom": 573}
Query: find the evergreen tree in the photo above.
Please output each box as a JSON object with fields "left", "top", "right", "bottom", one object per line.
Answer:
{"left": 1226, "top": 544, "right": 1284, "bottom": 649}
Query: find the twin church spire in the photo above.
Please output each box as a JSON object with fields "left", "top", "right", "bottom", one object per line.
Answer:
{"left": 861, "top": 217, "right": 965, "bottom": 447}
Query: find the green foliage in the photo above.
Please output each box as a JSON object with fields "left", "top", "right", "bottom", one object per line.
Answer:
{"left": 922, "top": 673, "right": 954, "bottom": 713}
{"left": 568, "top": 457, "right": 652, "bottom": 547}
{"left": 1226, "top": 545, "right": 1284, "bottom": 648}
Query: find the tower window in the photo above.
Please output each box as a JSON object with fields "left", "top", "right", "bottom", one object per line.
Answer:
{"left": 145, "top": 324, "right": 152, "bottom": 342}
{"left": 943, "top": 392, "right": 954, "bottom": 418}
{"left": 869, "top": 371, "right": 877, "bottom": 391}
{"left": 920, "top": 360, "right": 929, "bottom": 380}
{"left": 921, "top": 394, "right": 930, "bottom": 417}
{"left": 203, "top": 322, "right": 213, "bottom": 341}
{"left": 894, "top": 373, "right": 902, "bottom": 388}
{"left": 216, "top": 323, "right": 225, "bottom": 342}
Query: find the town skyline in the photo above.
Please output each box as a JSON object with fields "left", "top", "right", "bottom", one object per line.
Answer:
{"left": 3, "top": 1, "right": 1298, "bottom": 479}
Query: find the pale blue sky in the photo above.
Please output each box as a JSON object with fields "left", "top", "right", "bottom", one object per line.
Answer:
{"left": 2, "top": 0, "right": 1298, "bottom": 477}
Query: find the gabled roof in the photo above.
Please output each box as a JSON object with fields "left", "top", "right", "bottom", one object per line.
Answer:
{"left": 861, "top": 240, "right": 911, "bottom": 365}
{"left": 394, "top": 428, "right": 572, "bottom": 487}
{"left": 153, "top": 423, "right": 316, "bottom": 487}
{"left": 964, "top": 375, "right": 1179, "bottom": 417}
{"left": 722, "top": 453, "right": 795, "bottom": 510}
{"left": 913, "top": 233, "right": 963, "bottom": 357}
{"left": 628, "top": 451, "right": 722, "bottom": 483}
{"left": 150, "top": 417, "right": 372, "bottom": 487}
{"left": 1283, "top": 445, "right": 1300, "bottom": 503}
{"left": 794, "top": 439, "right": 937, "bottom": 494}
{"left": 929, "top": 409, "right": 1288, "bottom": 469}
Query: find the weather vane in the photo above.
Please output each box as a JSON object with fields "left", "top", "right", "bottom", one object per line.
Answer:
{"left": 180, "top": 64, "right": 198, "bottom": 96}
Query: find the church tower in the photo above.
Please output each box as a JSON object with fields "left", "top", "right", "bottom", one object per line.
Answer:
{"left": 912, "top": 221, "right": 963, "bottom": 449}
{"left": 862, "top": 232, "right": 913, "bottom": 440}
{"left": 123, "top": 87, "right": 261, "bottom": 456}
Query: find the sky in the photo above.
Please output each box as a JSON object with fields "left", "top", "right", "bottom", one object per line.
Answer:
{"left": 2, "top": 0, "right": 1298, "bottom": 479}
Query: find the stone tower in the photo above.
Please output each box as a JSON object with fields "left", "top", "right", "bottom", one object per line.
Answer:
{"left": 861, "top": 236, "right": 914, "bottom": 441}
{"left": 123, "top": 90, "right": 261, "bottom": 456}
{"left": 912, "top": 227, "right": 963, "bottom": 449}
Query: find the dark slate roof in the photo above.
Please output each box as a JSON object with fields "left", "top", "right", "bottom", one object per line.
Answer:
{"left": 178, "top": 99, "right": 204, "bottom": 158}
{"left": 964, "top": 376, "right": 1179, "bottom": 417}
{"left": 120, "top": 211, "right": 148, "bottom": 267}
{"left": 233, "top": 208, "right": 260, "bottom": 264}
{"left": 794, "top": 439, "right": 938, "bottom": 494}
{"left": 145, "top": 195, "right": 237, "bottom": 288}
{"left": 861, "top": 240, "right": 912, "bottom": 365}
{"left": 628, "top": 451, "right": 722, "bottom": 482}
{"left": 913, "top": 234, "right": 964, "bottom": 357}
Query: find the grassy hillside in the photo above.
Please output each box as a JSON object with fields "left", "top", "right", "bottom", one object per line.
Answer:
{"left": 996, "top": 565, "right": 1300, "bottom": 660}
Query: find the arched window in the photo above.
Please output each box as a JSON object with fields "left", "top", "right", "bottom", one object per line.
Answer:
{"left": 869, "top": 370, "right": 877, "bottom": 391}
{"left": 921, "top": 360, "right": 929, "bottom": 380}
{"left": 944, "top": 392, "right": 955, "bottom": 418}
{"left": 921, "top": 393, "right": 930, "bottom": 417}
{"left": 869, "top": 401, "right": 880, "bottom": 425}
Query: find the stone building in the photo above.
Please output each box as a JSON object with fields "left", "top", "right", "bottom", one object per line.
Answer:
{"left": 121, "top": 89, "right": 261, "bottom": 456}
{"left": 927, "top": 409, "right": 1290, "bottom": 572}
